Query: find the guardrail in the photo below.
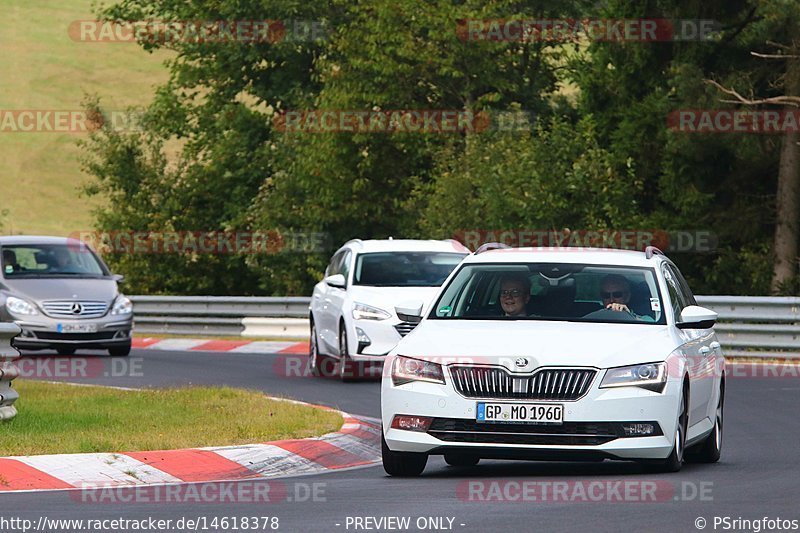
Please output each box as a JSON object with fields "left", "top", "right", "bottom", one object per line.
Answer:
{"left": 131, "top": 295, "right": 800, "bottom": 357}
{"left": 130, "top": 296, "right": 310, "bottom": 337}
{"left": 696, "top": 296, "right": 800, "bottom": 358}
{"left": 0, "top": 323, "right": 21, "bottom": 420}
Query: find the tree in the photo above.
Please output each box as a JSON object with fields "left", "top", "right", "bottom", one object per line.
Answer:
{"left": 706, "top": 36, "right": 800, "bottom": 293}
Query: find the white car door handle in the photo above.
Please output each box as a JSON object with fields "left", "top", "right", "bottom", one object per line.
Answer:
{"left": 710, "top": 341, "right": 721, "bottom": 350}
{"left": 699, "top": 346, "right": 711, "bottom": 355}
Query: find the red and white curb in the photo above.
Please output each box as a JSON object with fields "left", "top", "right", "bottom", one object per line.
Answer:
{"left": 0, "top": 408, "right": 380, "bottom": 493}
{"left": 132, "top": 337, "right": 309, "bottom": 354}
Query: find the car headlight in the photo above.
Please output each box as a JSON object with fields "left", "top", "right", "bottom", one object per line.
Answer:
{"left": 391, "top": 355, "right": 445, "bottom": 386}
{"left": 111, "top": 296, "right": 133, "bottom": 315}
{"left": 5, "top": 296, "right": 38, "bottom": 316}
{"left": 600, "top": 362, "right": 667, "bottom": 392}
{"left": 352, "top": 302, "right": 391, "bottom": 321}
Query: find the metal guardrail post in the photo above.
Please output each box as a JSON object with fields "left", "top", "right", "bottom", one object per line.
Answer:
{"left": 0, "top": 323, "right": 21, "bottom": 421}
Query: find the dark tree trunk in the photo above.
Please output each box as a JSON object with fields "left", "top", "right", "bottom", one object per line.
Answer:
{"left": 771, "top": 54, "right": 800, "bottom": 293}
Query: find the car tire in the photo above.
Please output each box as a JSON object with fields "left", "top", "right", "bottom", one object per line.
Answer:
{"left": 686, "top": 380, "right": 724, "bottom": 464}
{"left": 308, "top": 320, "right": 323, "bottom": 377}
{"left": 56, "top": 347, "right": 76, "bottom": 356}
{"left": 338, "top": 323, "right": 355, "bottom": 382}
{"left": 444, "top": 453, "right": 480, "bottom": 467}
{"left": 108, "top": 342, "right": 131, "bottom": 357}
{"left": 382, "top": 432, "right": 427, "bottom": 477}
{"left": 645, "top": 383, "right": 688, "bottom": 473}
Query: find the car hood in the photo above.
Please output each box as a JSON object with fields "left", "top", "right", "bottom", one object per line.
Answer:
{"left": 393, "top": 319, "right": 678, "bottom": 369}
{"left": 347, "top": 285, "right": 442, "bottom": 318}
{"left": 2, "top": 278, "right": 119, "bottom": 303}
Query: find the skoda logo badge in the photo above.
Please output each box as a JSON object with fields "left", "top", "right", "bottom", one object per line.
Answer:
{"left": 514, "top": 357, "right": 529, "bottom": 369}
{"left": 71, "top": 303, "right": 83, "bottom": 315}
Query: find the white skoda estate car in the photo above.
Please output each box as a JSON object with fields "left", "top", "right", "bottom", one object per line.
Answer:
{"left": 309, "top": 239, "right": 468, "bottom": 381}
{"left": 381, "top": 245, "right": 725, "bottom": 475}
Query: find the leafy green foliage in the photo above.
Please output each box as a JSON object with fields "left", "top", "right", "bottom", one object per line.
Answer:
{"left": 416, "top": 116, "right": 641, "bottom": 236}
{"left": 80, "top": 0, "right": 796, "bottom": 295}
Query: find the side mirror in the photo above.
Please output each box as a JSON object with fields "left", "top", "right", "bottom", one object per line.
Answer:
{"left": 395, "top": 300, "right": 424, "bottom": 324}
{"left": 324, "top": 274, "right": 346, "bottom": 288}
{"left": 111, "top": 274, "right": 125, "bottom": 283}
{"left": 676, "top": 305, "right": 717, "bottom": 329}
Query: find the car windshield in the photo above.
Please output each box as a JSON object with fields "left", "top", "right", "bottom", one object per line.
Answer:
{"left": 1, "top": 244, "right": 108, "bottom": 278}
{"left": 353, "top": 252, "right": 466, "bottom": 287}
{"left": 431, "top": 262, "right": 665, "bottom": 325}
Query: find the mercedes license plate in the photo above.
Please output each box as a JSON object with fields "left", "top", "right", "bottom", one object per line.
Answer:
{"left": 57, "top": 323, "right": 98, "bottom": 333}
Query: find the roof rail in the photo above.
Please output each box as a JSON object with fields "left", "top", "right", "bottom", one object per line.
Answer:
{"left": 444, "top": 239, "right": 470, "bottom": 253}
{"left": 645, "top": 246, "right": 664, "bottom": 259}
{"left": 342, "top": 239, "right": 363, "bottom": 248}
{"left": 474, "top": 242, "right": 512, "bottom": 254}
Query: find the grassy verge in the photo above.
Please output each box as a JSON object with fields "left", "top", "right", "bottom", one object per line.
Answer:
{"left": 0, "top": 0, "right": 170, "bottom": 235}
{"left": 0, "top": 380, "right": 342, "bottom": 456}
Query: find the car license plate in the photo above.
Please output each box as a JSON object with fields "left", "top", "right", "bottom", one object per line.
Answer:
{"left": 57, "top": 323, "right": 98, "bottom": 333}
{"left": 477, "top": 402, "right": 564, "bottom": 424}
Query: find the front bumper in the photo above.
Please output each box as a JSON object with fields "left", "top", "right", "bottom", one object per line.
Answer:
{"left": 381, "top": 369, "right": 681, "bottom": 461}
{"left": 11, "top": 316, "right": 133, "bottom": 350}
{"left": 348, "top": 318, "right": 417, "bottom": 361}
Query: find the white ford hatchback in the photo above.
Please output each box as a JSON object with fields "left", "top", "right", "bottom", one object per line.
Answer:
{"left": 381, "top": 246, "right": 725, "bottom": 476}
{"left": 309, "top": 239, "right": 468, "bottom": 381}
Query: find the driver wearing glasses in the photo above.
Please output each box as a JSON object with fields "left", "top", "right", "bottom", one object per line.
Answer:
{"left": 600, "top": 274, "right": 634, "bottom": 314}
{"left": 499, "top": 274, "right": 531, "bottom": 317}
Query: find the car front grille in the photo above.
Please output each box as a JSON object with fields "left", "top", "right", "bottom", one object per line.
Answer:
{"left": 41, "top": 301, "right": 109, "bottom": 319}
{"left": 449, "top": 366, "right": 596, "bottom": 401}
{"left": 33, "top": 331, "right": 118, "bottom": 341}
{"left": 394, "top": 322, "right": 418, "bottom": 337}
{"left": 428, "top": 418, "right": 620, "bottom": 446}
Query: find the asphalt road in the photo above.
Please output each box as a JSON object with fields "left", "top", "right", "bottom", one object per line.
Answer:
{"left": 1, "top": 348, "right": 798, "bottom": 533}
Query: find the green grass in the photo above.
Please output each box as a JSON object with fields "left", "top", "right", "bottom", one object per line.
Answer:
{"left": 0, "top": 381, "right": 342, "bottom": 456}
{"left": 0, "top": 0, "right": 170, "bottom": 236}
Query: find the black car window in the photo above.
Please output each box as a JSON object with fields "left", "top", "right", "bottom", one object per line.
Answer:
{"left": 662, "top": 265, "right": 687, "bottom": 322}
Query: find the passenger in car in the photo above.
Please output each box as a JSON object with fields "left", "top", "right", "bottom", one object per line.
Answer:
{"left": 499, "top": 274, "right": 531, "bottom": 317}
{"left": 2, "top": 250, "right": 19, "bottom": 274}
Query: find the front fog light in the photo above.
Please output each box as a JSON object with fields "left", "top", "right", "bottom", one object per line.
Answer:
{"left": 391, "top": 415, "right": 433, "bottom": 432}
{"left": 355, "top": 327, "right": 371, "bottom": 354}
{"left": 622, "top": 423, "right": 656, "bottom": 436}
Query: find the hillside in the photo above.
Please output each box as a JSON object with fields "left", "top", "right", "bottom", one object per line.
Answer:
{"left": 0, "top": 0, "right": 170, "bottom": 235}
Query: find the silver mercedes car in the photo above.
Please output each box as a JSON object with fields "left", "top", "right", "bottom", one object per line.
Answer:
{"left": 0, "top": 236, "right": 133, "bottom": 356}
